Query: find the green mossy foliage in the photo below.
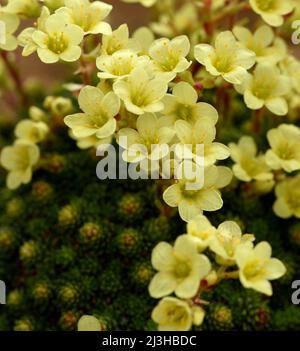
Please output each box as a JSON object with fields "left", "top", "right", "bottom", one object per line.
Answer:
{"left": 0, "top": 123, "right": 299, "bottom": 331}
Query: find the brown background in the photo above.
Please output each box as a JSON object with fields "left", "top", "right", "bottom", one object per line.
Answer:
{"left": 1, "top": 1, "right": 299, "bottom": 95}
{"left": 0, "top": 0, "right": 150, "bottom": 91}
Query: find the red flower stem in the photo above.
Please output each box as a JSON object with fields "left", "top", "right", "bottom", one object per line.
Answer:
{"left": 1, "top": 50, "right": 29, "bottom": 108}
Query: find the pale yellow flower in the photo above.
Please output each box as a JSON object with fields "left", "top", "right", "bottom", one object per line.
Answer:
{"left": 209, "top": 221, "right": 255, "bottom": 266}
{"left": 15, "top": 120, "right": 49, "bottom": 144}
{"left": 249, "top": 0, "right": 295, "bottom": 27}
{"left": 69, "top": 130, "right": 112, "bottom": 150}
{"left": 252, "top": 179, "right": 275, "bottom": 195}
{"left": 151, "top": 297, "right": 193, "bottom": 331}
{"left": 210, "top": 0, "right": 225, "bottom": 10}
{"left": 163, "top": 165, "right": 232, "bottom": 222}
{"left": 117, "top": 113, "right": 174, "bottom": 162}
{"left": 4, "top": 0, "right": 40, "bottom": 18}
{"left": 43, "top": 0, "right": 64, "bottom": 11}
{"left": 101, "top": 24, "right": 134, "bottom": 56}
{"left": 149, "top": 235, "right": 211, "bottom": 299}
{"left": 151, "top": 2, "right": 198, "bottom": 38}
{"left": 18, "top": 6, "right": 50, "bottom": 56}
{"left": 174, "top": 118, "right": 230, "bottom": 167}
{"left": 280, "top": 55, "right": 300, "bottom": 95}
{"left": 96, "top": 50, "right": 149, "bottom": 80}
{"left": 0, "top": 141, "right": 40, "bottom": 190}
{"left": 29, "top": 106, "right": 48, "bottom": 123}
{"left": 0, "top": 11, "right": 19, "bottom": 51}
{"left": 132, "top": 26, "right": 154, "bottom": 55}
{"left": 149, "top": 35, "right": 192, "bottom": 81}
{"left": 229, "top": 136, "right": 273, "bottom": 182}
{"left": 45, "top": 96, "right": 73, "bottom": 116}
{"left": 18, "top": 27, "right": 37, "bottom": 56}
{"left": 273, "top": 174, "right": 300, "bottom": 219}
{"left": 162, "top": 82, "right": 218, "bottom": 125}
{"left": 233, "top": 25, "right": 286, "bottom": 64}
{"left": 64, "top": 86, "right": 120, "bottom": 140}
{"left": 266, "top": 124, "right": 300, "bottom": 172}
{"left": 194, "top": 31, "right": 255, "bottom": 85}
{"left": 56, "top": 0, "right": 112, "bottom": 35}
{"left": 186, "top": 215, "right": 216, "bottom": 252}
{"left": 235, "top": 241, "right": 286, "bottom": 295}
{"left": 32, "top": 13, "right": 84, "bottom": 63}
{"left": 77, "top": 315, "right": 100, "bottom": 331}
{"left": 113, "top": 67, "right": 168, "bottom": 115}
{"left": 235, "top": 64, "right": 291, "bottom": 116}
{"left": 122, "top": 0, "right": 157, "bottom": 7}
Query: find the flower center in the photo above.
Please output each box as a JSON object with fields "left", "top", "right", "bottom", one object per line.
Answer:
{"left": 276, "top": 144, "right": 296, "bottom": 160}
{"left": 252, "top": 42, "right": 267, "bottom": 57}
{"left": 131, "top": 86, "right": 155, "bottom": 107}
{"left": 191, "top": 229, "right": 210, "bottom": 240}
{"left": 255, "top": 0, "right": 277, "bottom": 11}
{"left": 213, "top": 54, "right": 233, "bottom": 73}
{"left": 286, "top": 190, "right": 300, "bottom": 211}
{"left": 216, "top": 233, "right": 240, "bottom": 258}
{"left": 252, "top": 80, "right": 274, "bottom": 99}
{"left": 240, "top": 156, "right": 265, "bottom": 177}
{"left": 157, "top": 49, "right": 180, "bottom": 72}
{"left": 243, "top": 258, "right": 266, "bottom": 281}
{"left": 174, "top": 260, "right": 191, "bottom": 279}
{"left": 47, "top": 33, "right": 68, "bottom": 54}
{"left": 166, "top": 306, "right": 188, "bottom": 324}
{"left": 90, "top": 112, "right": 109, "bottom": 128}
{"left": 180, "top": 184, "right": 200, "bottom": 198}
{"left": 110, "top": 56, "right": 135, "bottom": 76}
{"left": 106, "top": 39, "right": 125, "bottom": 55}
{"left": 176, "top": 104, "right": 194, "bottom": 121}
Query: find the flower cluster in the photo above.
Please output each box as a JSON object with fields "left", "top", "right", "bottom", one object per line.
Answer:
{"left": 0, "top": 116, "right": 49, "bottom": 189}
{"left": 148, "top": 217, "right": 285, "bottom": 330}
{"left": 0, "top": 92, "right": 73, "bottom": 189}
{"left": 229, "top": 123, "right": 300, "bottom": 219}
{"left": 0, "top": 0, "right": 298, "bottom": 332}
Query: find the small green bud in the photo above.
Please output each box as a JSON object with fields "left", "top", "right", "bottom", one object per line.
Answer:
{"left": 50, "top": 97, "right": 73, "bottom": 117}
{"left": 208, "top": 304, "right": 233, "bottom": 331}
{"left": 54, "top": 246, "right": 75, "bottom": 267}
{"left": 117, "top": 193, "right": 144, "bottom": 223}
{"left": 6, "top": 198, "right": 24, "bottom": 218}
{"left": 7, "top": 290, "right": 24, "bottom": 308}
{"left": 5, "top": 0, "right": 40, "bottom": 18}
{"left": 41, "top": 154, "right": 65, "bottom": 173}
{"left": 131, "top": 261, "right": 154, "bottom": 289}
{"left": 31, "top": 181, "right": 53, "bottom": 202}
{"left": 0, "top": 227, "right": 16, "bottom": 252}
{"left": 58, "top": 284, "right": 79, "bottom": 306}
{"left": 14, "top": 318, "right": 34, "bottom": 331}
{"left": 32, "top": 281, "right": 51, "bottom": 303}
{"left": 59, "top": 311, "right": 79, "bottom": 331}
{"left": 117, "top": 228, "right": 141, "bottom": 257}
{"left": 58, "top": 204, "right": 79, "bottom": 228}
{"left": 19, "top": 240, "right": 40, "bottom": 264}
{"left": 29, "top": 106, "right": 48, "bottom": 123}
{"left": 43, "top": 0, "right": 65, "bottom": 11}
{"left": 79, "top": 222, "right": 103, "bottom": 244}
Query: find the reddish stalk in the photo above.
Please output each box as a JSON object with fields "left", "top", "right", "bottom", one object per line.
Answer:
{"left": 253, "top": 108, "right": 265, "bottom": 133}
{"left": 1, "top": 51, "right": 29, "bottom": 108}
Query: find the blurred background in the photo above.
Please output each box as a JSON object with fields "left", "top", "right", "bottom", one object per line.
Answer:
{"left": 1, "top": 0, "right": 150, "bottom": 86}
{"left": 0, "top": 0, "right": 299, "bottom": 113}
